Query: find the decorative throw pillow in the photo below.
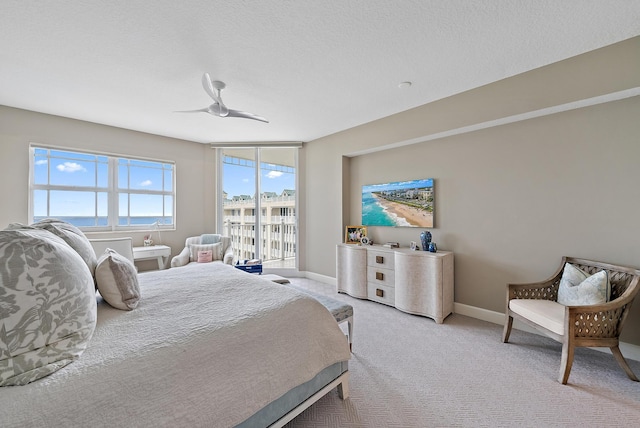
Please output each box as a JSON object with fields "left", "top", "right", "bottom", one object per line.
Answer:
{"left": 95, "top": 249, "right": 141, "bottom": 310}
{"left": 197, "top": 250, "right": 213, "bottom": 263}
{"left": 557, "top": 263, "right": 610, "bottom": 306}
{"left": 29, "top": 218, "right": 98, "bottom": 276}
{"left": 0, "top": 228, "right": 97, "bottom": 386}
{"left": 188, "top": 242, "right": 223, "bottom": 262}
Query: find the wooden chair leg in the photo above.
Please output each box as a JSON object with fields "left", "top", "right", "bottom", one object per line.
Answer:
{"left": 502, "top": 315, "right": 513, "bottom": 343}
{"left": 559, "top": 341, "right": 575, "bottom": 384}
{"left": 610, "top": 345, "right": 639, "bottom": 381}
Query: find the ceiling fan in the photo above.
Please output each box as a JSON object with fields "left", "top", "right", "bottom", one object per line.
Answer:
{"left": 177, "top": 73, "right": 268, "bottom": 123}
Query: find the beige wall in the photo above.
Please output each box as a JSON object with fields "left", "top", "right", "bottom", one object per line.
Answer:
{"left": 0, "top": 106, "right": 216, "bottom": 271}
{"left": 1, "top": 36, "right": 639, "bottom": 344}
{"left": 303, "top": 37, "right": 640, "bottom": 344}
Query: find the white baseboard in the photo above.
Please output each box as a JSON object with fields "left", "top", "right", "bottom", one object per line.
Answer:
{"left": 303, "top": 271, "right": 337, "bottom": 286}
{"left": 304, "top": 273, "right": 640, "bottom": 362}
{"left": 454, "top": 302, "right": 640, "bottom": 363}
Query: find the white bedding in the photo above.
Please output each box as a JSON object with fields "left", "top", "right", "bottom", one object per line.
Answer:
{"left": 0, "top": 263, "right": 351, "bottom": 427}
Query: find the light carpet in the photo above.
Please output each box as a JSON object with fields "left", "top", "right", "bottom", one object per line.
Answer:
{"left": 284, "top": 277, "right": 640, "bottom": 428}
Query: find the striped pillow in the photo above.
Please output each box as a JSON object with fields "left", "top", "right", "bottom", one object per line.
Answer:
{"left": 189, "top": 242, "right": 223, "bottom": 262}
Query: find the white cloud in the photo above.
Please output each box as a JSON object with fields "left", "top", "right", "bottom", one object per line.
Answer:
{"left": 56, "top": 162, "right": 86, "bottom": 172}
{"left": 139, "top": 180, "right": 152, "bottom": 187}
{"left": 35, "top": 159, "right": 48, "bottom": 166}
{"left": 242, "top": 178, "right": 249, "bottom": 183}
{"left": 266, "top": 171, "right": 283, "bottom": 179}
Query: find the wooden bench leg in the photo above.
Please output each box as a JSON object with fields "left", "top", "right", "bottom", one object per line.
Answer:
{"left": 337, "top": 373, "right": 350, "bottom": 399}
{"left": 502, "top": 314, "right": 513, "bottom": 343}
{"left": 610, "top": 345, "right": 639, "bottom": 381}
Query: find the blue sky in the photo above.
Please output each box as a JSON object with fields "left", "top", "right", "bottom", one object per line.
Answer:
{"left": 223, "top": 162, "right": 295, "bottom": 198}
{"left": 362, "top": 178, "right": 433, "bottom": 194}
{"left": 34, "top": 149, "right": 172, "bottom": 217}
{"left": 33, "top": 149, "right": 293, "bottom": 217}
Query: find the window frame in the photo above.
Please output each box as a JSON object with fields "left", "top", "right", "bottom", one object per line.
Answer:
{"left": 29, "top": 144, "right": 176, "bottom": 232}
{"left": 217, "top": 147, "right": 299, "bottom": 270}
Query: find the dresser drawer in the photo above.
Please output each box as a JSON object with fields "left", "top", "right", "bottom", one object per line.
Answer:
{"left": 367, "top": 250, "right": 394, "bottom": 270}
{"left": 367, "top": 283, "right": 395, "bottom": 306}
{"left": 367, "top": 266, "right": 395, "bottom": 287}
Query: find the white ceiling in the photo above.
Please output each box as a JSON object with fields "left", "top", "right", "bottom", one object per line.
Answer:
{"left": 1, "top": 1, "right": 639, "bottom": 144}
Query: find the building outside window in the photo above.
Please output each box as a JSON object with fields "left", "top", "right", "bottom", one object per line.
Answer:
{"left": 219, "top": 147, "right": 297, "bottom": 269}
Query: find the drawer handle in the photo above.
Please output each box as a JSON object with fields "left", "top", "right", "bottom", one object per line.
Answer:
{"left": 376, "top": 288, "right": 384, "bottom": 297}
{"left": 376, "top": 256, "right": 384, "bottom": 264}
{"left": 376, "top": 272, "right": 384, "bottom": 281}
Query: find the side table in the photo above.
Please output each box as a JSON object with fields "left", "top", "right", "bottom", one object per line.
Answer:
{"left": 133, "top": 245, "right": 171, "bottom": 270}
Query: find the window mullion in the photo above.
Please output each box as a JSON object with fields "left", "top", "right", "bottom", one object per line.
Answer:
{"left": 255, "top": 148, "right": 261, "bottom": 260}
{"left": 109, "top": 157, "right": 117, "bottom": 230}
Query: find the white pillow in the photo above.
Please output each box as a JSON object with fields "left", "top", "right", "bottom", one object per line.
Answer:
{"left": 557, "top": 263, "right": 610, "bottom": 306}
{"left": 95, "top": 249, "right": 141, "bottom": 310}
{"left": 189, "top": 242, "right": 223, "bottom": 262}
{"left": 0, "top": 228, "right": 96, "bottom": 386}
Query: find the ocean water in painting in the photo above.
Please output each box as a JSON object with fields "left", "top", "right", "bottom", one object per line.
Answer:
{"left": 362, "top": 192, "right": 395, "bottom": 226}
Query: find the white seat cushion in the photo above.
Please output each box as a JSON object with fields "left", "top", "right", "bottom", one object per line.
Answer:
{"left": 509, "top": 299, "right": 566, "bottom": 335}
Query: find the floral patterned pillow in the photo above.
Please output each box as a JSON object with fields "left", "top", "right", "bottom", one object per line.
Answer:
{"left": 31, "top": 218, "right": 98, "bottom": 276}
{"left": 0, "top": 228, "right": 97, "bottom": 386}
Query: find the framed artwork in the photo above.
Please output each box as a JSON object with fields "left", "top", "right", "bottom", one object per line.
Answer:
{"left": 345, "top": 225, "right": 367, "bottom": 244}
{"left": 362, "top": 178, "right": 434, "bottom": 227}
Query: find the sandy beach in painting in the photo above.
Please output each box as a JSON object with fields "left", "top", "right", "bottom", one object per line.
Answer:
{"left": 373, "top": 194, "right": 433, "bottom": 227}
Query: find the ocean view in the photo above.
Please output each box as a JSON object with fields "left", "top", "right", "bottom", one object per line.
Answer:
{"left": 34, "top": 216, "right": 172, "bottom": 227}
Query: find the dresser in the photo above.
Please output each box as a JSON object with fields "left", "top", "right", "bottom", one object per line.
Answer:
{"left": 336, "top": 243, "right": 454, "bottom": 323}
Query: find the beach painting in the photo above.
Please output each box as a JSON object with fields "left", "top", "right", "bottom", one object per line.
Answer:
{"left": 362, "top": 178, "right": 434, "bottom": 228}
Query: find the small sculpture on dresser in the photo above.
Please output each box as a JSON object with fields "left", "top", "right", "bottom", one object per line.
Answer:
{"left": 420, "top": 231, "right": 432, "bottom": 251}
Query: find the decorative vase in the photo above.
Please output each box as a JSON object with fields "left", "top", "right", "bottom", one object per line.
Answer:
{"left": 428, "top": 242, "right": 437, "bottom": 253}
{"left": 420, "top": 231, "right": 432, "bottom": 251}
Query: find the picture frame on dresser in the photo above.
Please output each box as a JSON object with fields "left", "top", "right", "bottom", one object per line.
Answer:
{"left": 345, "top": 225, "right": 367, "bottom": 244}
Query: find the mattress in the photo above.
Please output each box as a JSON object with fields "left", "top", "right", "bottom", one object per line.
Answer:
{"left": 0, "top": 262, "right": 351, "bottom": 427}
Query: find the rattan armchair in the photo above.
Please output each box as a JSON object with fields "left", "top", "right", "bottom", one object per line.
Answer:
{"left": 502, "top": 256, "right": 640, "bottom": 384}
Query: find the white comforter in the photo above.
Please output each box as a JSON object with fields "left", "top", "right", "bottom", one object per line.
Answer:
{"left": 0, "top": 263, "right": 351, "bottom": 427}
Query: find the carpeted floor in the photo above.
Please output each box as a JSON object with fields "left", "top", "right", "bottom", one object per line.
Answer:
{"left": 284, "top": 277, "right": 640, "bottom": 427}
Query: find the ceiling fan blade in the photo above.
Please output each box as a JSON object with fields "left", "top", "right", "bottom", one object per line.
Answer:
{"left": 201, "top": 73, "right": 219, "bottom": 102}
{"left": 178, "top": 75, "right": 267, "bottom": 123}
{"left": 174, "top": 107, "right": 210, "bottom": 113}
{"left": 201, "top": 73, "right": 229, "bottom": 117}
{"left": 227, "top": 109, "right": 269, "bottom": 123}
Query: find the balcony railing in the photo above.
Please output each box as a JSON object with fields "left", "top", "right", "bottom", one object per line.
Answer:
{"left": 224, "top": 220, "right": 296, "bottom": 264}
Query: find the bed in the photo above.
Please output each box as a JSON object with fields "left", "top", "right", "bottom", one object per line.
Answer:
{"left": 0, "top": 228, "right": 350, "bottom": 427}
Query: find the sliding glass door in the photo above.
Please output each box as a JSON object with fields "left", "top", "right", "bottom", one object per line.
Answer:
{"left": 219, "top": 147, "right": 297, "bottom": 269}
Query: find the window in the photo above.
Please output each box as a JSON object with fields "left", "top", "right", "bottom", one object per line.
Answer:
{"left": 219, "top": 147, "right": 297, "bottom": 268}
{"left": 30, "top": 146, "right": 175, "bottom": 230}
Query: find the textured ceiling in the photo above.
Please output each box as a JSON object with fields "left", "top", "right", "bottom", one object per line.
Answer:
{"left": 1, "top": 1, "right": 639, "bottom": 144}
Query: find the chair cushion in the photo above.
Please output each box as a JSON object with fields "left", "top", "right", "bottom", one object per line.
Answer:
{"left": 557, "top": 263, "right": 610, "bottom": 306}
{"left": 509, "top": 299, "right": 565, "bottom": 335}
